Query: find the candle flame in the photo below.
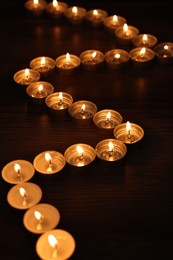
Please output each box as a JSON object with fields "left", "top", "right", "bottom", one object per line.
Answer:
{"left": 140, "top": 47, "right": 146, "bottom": 56}
{"left": 33, "top": 0, "right": 39, "bottom": 4}
{"left": 164, "top": 45, "right": 169, "bottom": 50}
{"left": 106, "top": 111, "right": 111, "bottom": 120}
{"left": 41, "top": 57, "right": 45, "bottom": 66}
{"left": 38, "top": 84, "right": 43, "bottom": 92}
{"left": 45, "top": 152, "right": 52, "bottom": 163}
{"left": 14, "top": 163, "right": 21, "bottom": 173}
{"left": 48, "top": 234, "right": 58, "bottom": 249}
{"left": 25, "top": 68, "right": 29, "bottom": 77}
{"left": 76, "top": 145, "right": 84, "bottom": 155}
{"left": 53, "top": 0, "right": 58, "bottom": 7}
{"left": 92, "top": 51, "right": 97, "bottom": 59}
{"left": 58, "top": 92, "right": 63, "bottom": 100}
{"left": 123, "top": 23, "right": 128, "bottom": 33}
{"left": 142, "top": 34, "right": 148, "bottom": 43}
{"left": 126, "top": 121, "right": 131, "bottom": 133}
{"left": 93, "top": 9, "right": 98, "bottom": 16}
{"left": 113, "top": 15, "right": 118, "bottom": 22}
{"left": 66, "top": 53, "right": 70, "bottom": 63}
{"left": 81, "top": 104, "right": 85, "bottom": 111}
{"left": 108, "top": 141, "right": 114, "bottom": 151}
{"left": 19, "top": 187, "right": 26, "bottom": 198}
{"left": 115, "top": 53, "right": 120, "bottom": 59}
{"left": 72, "top": 6, "right": 78, "bottom": 14}
{"left": 34, "top": 211, "right": 43, "bottom": 221}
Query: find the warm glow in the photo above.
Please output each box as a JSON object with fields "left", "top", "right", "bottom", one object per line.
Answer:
{"left": 41, "top": 57, "right": 45, "bottom": 66}
{"left": 33, "top": 0, "right": 39, "bottom": 5}
{"left": 140, "top": 47, "right": 146, "bottom": 56}
{"left": 106, "top": 111, "right": 111, "bottom": 120}
{"left": 58, "top": 92, "right": 63, "bottom": 100}
{"left": 45, "top": 152, "right": 52, "bottom": 163}
{"left": 34, "top": 211, "right": 43, "bottom": 221}
{"left": 113, "top": 15, "right": 118, "bottom": 22}
{"left": 93, "top": 9, "right": 98, "bottom": 16}
{"left": 38, "top": 84, "right": 43, "bottom": 92}
{"left": 66, "top": 53, "right": 71, "bottom": 63}
{"left": 108, "top": 141, "right": 114, "bottom": 151}
{"left": 92, "top": 51, "right": 97, "bottom": 59}
{"left": 14, "top": 163, "right": 21, "bottom": 173}
{"left": 76, "top": 145, "right": 84, "bottom": 155}
{"left": 126, "top": 121, "right": 131, "bottom": 133}
{"left": 164, "top": 45, "right": 169, "bottom": 50}
{"left": 142, "top": 34, "right": 148, "bottom": 43}
{"left": 115, "top": 53, "right": 120, "bottom": 59}
{"left": 123, "top": 23, "right": 128, "bottom": 33}
{"left": 81, "top": 104, "right": 85, "bottom": 111}
{"left": 25, "top": 68, "right": 29, "bottom": 78}
{"left": 48, "top": 234, "right": 58, "bottom": 249}
{"left": 53, "top": 0, "right": 58, "bottom": 7}
{"left": 19, "top": 187, "right": 26, "bottom": 198}
{"left": 72, "top": 6, "right": 78, "bottom": 15}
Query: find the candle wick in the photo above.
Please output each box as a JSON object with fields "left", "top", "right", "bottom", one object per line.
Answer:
{"left": 47, "top": 159, "right": 53, "bottom": 172}
{"left": 22, "top": 194, "right": 27, "bottom": 206}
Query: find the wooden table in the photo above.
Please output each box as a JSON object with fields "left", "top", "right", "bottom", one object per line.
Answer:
{"left": 1, "top": 1, "right": 173, "bottom": 259}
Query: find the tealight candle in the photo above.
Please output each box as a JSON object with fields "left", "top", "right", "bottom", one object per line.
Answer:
{"left": 115, "top": 23, "right": 139, "bottom": 45}
{"left": 129, "top": 47, "right": 155, "bottom": 67}
{"left": 26, "top": 81, "right": 54, "bottom": 104}
{"left": 55, "top": 53, "right": 81, "bottom": 75}
{"left": 93, "top": 109, "right": 123, "bottom": 130}
{"left": 64, "top": 143, "right": 96, "bottom": 167}
{"left": 7, "top": 182, "right": 42, "bottom": 210}
{"left": 33, "top": 150, "right": 66, "bottom": 174}
{"left": 103, "top": 15, "right": 126, "bottom": 33}
{"left": 64, "top": 6, "right": 87, "bottom": 24}
{"left": 1, "top": 159, "right": 35, "bottom": 184}
{"left": 25, "top": 0, "right": 47, "bottom": 16}
{"left": 68, "top": 100, "right": 97, "bottom": 120}
{"left": 30, "top": 56, "right": 55, "bottom": 77}
{"left": 45, "top": 91, "right": 73, "bottom": 113}
{"left": 36, "top": 229, "right": 76, "bottom": 260}
{"left": 105, "top": 49, "right": 130, "bottom": 69}
{"left": 46, "top": 0, "right": 68, "bottom": 19}
{"left": 85, "top": 9, "right": 108, "bottom": 28}
{"left": 79, "top": 50, "right": 105, "bottom": 71}
{"left": 113, "top": 121, "right": 144, "bottom": 144}
{"left": 153, "top": 42, "right": 173, "bottom": 64}
{"left": 13, "top": 68, "right": 40, "bottom": 86}
{"left": 132, "top": 33, "right": 158, "bottom": 48}
{"left": 95, "top": 139, "right": 127, "bottom": 162}
{"left": 23, "top": 203, "right": 60, "bottom": 234}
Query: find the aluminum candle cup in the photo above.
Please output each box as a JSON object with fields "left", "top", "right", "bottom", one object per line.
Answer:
{"left": 95, "top": 139, "right": 127, "bottom": 162}
{"left": 55, "top": 53, "right": 81, "bottom": 75}
{"left": 132, "top": 33, "right": 158, "bottom": 48}
{"left": 46, "top": 1, "right": 68, "bottom": 19}
{"left": 26, "top": 81, "right": 54, "bottom": 104}
{"left": 25, "top": 0, "right": 47, "bottom": 16}
{"left": 36, "top": 229, "right": 76, "bottom": 260}
{"left": 13, "top": 68, "right": 40, "bottom": 86}
{"left": 45, "top": 92, "right": 73, "bottom": 114}
{"left": 30, "top": 56, "right": 55, "bottom": 78}
{"left": 1, "top": 159, "right": 35, "bottom": 184}
{"left": 153, "top": 42, "right": 173, "bottom": 64}
{"left": 115, "top": 23, "right": 139, "bottom": 45}
{"left": 33, "top": 150, "right": 66, "bottom": 174}
{"left": 113, "top": 122, "right": 144, "bottom": 145}
{"left": 64, "top": 6, "right": 86, "bottom": 25}
{"left": 7, "top": 182, "right": 42, "bottom": 210}
{"left": 23, "top": 203, "right": 60, "bottom": 234}
{"left": 93, "top": 109, "right": 123, "bottom": 130}
{"left": 129, "top": 47, "right": 155, "bottom": 68}
{"left": 68, "top": 100, "right": 97, "bottom": 122}
{"left": 105, "top": 49, "right": 130, "bottom": 69}
{"left": 79, "top": 50, "right": 105, "bottom": 71}
{"left": 85, "top": 9, "right": 108, "bottom": 28}
{"left": 64, "top": 143, "right": 96, "bottom": 167}
{"left": 103, "top": 15, "right": 126, "bottom": 33}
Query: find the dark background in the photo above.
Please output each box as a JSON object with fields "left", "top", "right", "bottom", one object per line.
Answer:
{"left": 1, "top": 1, "right": 173, "bottom": 259}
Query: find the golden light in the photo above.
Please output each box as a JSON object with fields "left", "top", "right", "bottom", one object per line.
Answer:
{"left": 48, "top": 234, "right": 58, "bottom": 249}
{"left": 115, "top": 53, "right": 120, "bottom": 60}
{"left": 108, "top": 141, "right": 114, "bottom": 151}
{"left": 123, "top": 23, "right": 128, "bottom": 34}
{"left": 41, "top": 57, "right": 45, "bottom": 66}
{"left": 81, "top": 104, "right": 86, "bottom": 111}
{"left": 106, "top": 111, "right": 111, "bottom": 120}
{"left": 33, "top": 0, "right": 39, "bottom": 5}
{"left": 25, "top": 68, "right": 29, "bottom": 78}
{"left": 93, "top": 9, "right": 98, "bottom": 16}
{"left": 34, "top": 211, "right": 43, "bottom": 222}
{"left": 66, "top": 53, "right": 71, "bottom": 63}
{"left": 142, "top": 34, "right": 148, "bottom": 44}
{"left": 113, "top": 15, "right": 118, "bottom": 22}
{"left": 72, "top": 6, "right": 78, "bottom": 15}
{"left": 53, "top": 0, "right": 58, "bottom": 7}
{"left": 126, "top": 121, "right": 131, "bottom": 135}
{"left": 58, "top": 92, "right": 63, "bottom": 101}
{"left": 164, "top": 45, "right": 169, "bottom": 50}
{"left": 19, "top": 187, "right": 27, "bottom": 198}
{"left": 92, "top": 51, "right": 97, "bottom": 59}
{"left": 38, "top": 84, "right": 43, "bottom": 92}
{"left": 76, "top": 145, "right": 84, "bottom": 155}
{"left": 45, "top": 152, "right": 52, "bottom": 164}
{"left": 140, "top": 47, "right": 146, "bottom": 57}
{"left": 14, "top": 163, "right": 21, "bottom": 174}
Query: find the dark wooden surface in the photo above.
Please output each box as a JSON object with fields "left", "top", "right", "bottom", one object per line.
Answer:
{"left": 1, "top": 1, "right": 173, "bottom": 259}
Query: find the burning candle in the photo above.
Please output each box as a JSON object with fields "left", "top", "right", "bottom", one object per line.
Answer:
{"left": 23, "top": 203, "right": 60, "bottom": 234}
{"left": 103, "top": 14, "right": 126, "bottom": 33}
{"left": 85, "top": 9, "right": 108, "bottom": 28}
{"left": 13, "top": 68, "right": 40, "bottom": 86}
{"left": 153, "top": 42, "right": 173, "bottom": 64}
{"left": 95, "top": 139, "right": 127, "bottom": 162}
{"left": 55, "top": 53, "right": 81, "bottom": 75}
{"left": 1, "top": 159, "right": 35, "bottom": 184}
{"left": 36, "top": 229, "right": 76, "bottom": 260}
{"left": 129, "top": 47, "right": 155, "bottom": 67}
{"left": 46, "top": 0, "right": 68, "bottom": 19}
{"left": 7, "top": 182, "right": 42, "bottom": 209}
{"left": 33, "top": 150, "right": 66, "bottom": 174}
{"left": 68, "top": 100, "right": 97, "bottom": 120}
{"left": 105, "top": 49, "right": 130, "bottom": 69}
{"left": 45, "top": 91, "right": 73, "bottom": 112}
{"left": 93, "top": 109, "right": 123, "bottom": 129}
{"left": 113, "top": 121, "right": 144, "bottom": 144}
{"left": 30, "top": 56, "right": 55, "bottom": 77}
{"left": 80, "top": 50, "right": 105, "bottom": 71}
{"left": 64, "top": 143, "right": 96, "bottom": 167}
{"left": 115, "top": 23, "right": 139, "bottom": 45}
{"left": 132, "top": 33, "right": 158, "bottom": 48}
{"left": 25, "top": 0, "right": 47, "bottom": 16}
{"left": 64, "top": 6, "right": 86, "bottom": 24}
